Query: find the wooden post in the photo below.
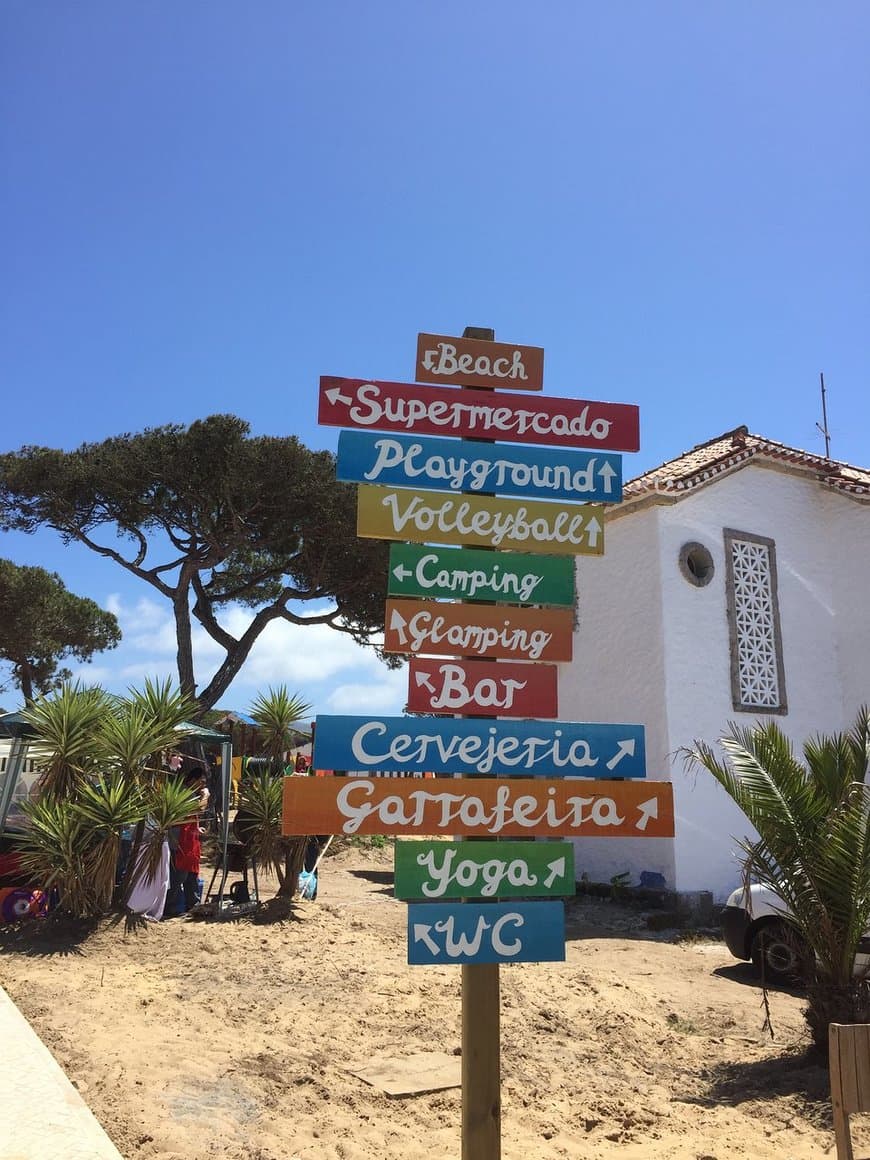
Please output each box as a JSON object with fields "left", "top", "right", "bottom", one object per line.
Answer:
{"left": 460, "top": 325, "right": 501, "bottom": 1160}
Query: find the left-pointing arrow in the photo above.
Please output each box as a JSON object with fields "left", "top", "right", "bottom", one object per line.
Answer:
{"left": 392, "top": 563, "right": 412, "bottom": 582}
{"left": 413, "top": 923, "right": 440, "bottom": 955}
{"left": 325, "top": 386, "right": 352, "bottom": 405}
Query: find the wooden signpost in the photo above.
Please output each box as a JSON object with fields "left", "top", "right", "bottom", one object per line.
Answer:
{"left": 383, "top": 598, "right": 574, "bottom": 662}
{"left": 295, "top": 326, "right": 655, "bottom": 1160}
{"left": 337, "top": 430, "right": 623, "bottom": 503}
{"left": 357, "top": 483, "right": 605, "bottom": 555}
{"left": 415, "top": 332, "right": 545, "bottom": 391}
{"left": 318, "top": 376, "right": 640, "bottom": 451}
{"left": 310, "top": 714, "right": 647, "bottom": 778}
{"left": 282, "top": 776, "right": 676, "bottom": 839}
{"left": 387, "top": 543, "right": 575, "bottom": 607}
{"left": 407, "top": 658, "right": 559, "bottom": 718}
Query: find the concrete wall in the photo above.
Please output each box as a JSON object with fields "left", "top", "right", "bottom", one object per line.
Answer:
{"left": 560, "top": 461, "right": 870, "bottom": 901}
{"left": 561, "top": 506, "right": 676, "bottom": 892}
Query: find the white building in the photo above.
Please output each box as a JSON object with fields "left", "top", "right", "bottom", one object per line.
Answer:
{"left": 560, "top": 427, "right": 870, "bottom": 902}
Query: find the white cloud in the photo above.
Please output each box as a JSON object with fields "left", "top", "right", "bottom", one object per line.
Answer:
{"left": 85, "top": 590, "right": 408, "bottom": 716}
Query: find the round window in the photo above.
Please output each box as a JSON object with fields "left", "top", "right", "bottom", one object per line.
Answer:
{"left": 679, "top": 542, "right": 715, "bottom": 587}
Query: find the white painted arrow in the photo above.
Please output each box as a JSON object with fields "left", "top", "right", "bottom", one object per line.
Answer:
{"left": 606, "top": 738, "right": 636, "bottom": 771}
{"left": 422, "top": 349, "right": 436, "bottom": 370}
{"left": 414, "top": 670, "right": 435, "bottom": 693}
{"left": 635, "top": 797, "right": 659, "bottom": 832}
{"left": 585, "top": 516, "right": 602, "bottom": 548}
{"left": 598, "top": 461, "right": 617, "bottom": 494}
{"left": 413, "top": 923, "right": 440, "bottom": 955}
{"left": 543, "top": 856, "right": 566, "bottom": 889}
{"left": 389, "top": 607, "right": 409, "bottom": 645}
{"left": 325, "top": 386, "right": 352, "bottom": 406}
{"left": 392, "top": 563, "right": 412, "bottom": 582}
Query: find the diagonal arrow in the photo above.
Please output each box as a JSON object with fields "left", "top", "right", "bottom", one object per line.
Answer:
{"left": 413, "top": 923, "right": 440, "bottom": 955}
{"left": 325, "top": 386, "right": 352, "bottom": 406}
{"left": 392, "top": 563, "right": 412, "bottom": 582}
{"left": 606, "top": 738, "right": 636, "bottom": 771}
{"left": 635, "top": 797, "right": 659, "bottom": 832}
{"left": 598, "top": 461, "right": 617, "bottom": 494}
{"left": 389, "top": 607, "right": 408, "bottom": 645}
{"left": 414, "top": 670, "right": 435, "bottom": 692}
{"left": 543, "top": 856, "right": 566, "bottom": 889}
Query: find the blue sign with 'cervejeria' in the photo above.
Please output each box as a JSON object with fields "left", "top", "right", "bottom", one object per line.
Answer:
{"left": 312, "top": 714, "right": 646, "bottom": 778}
{"left": 336, "top": 430, "right": 623, "bottom": 503}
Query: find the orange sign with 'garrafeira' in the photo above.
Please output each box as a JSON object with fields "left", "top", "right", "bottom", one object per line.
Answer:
{"left": 415, "top": 333, "right": 544, "bottom": 391}
{"left": 283, "top": 776, "right": 675, "bottom": 839}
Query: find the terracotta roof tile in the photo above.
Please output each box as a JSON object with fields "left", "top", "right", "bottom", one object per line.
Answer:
{"left": 623, "top": 426, "right": 870, "bottom": 504}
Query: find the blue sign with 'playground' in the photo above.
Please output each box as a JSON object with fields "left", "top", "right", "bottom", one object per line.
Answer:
{"left": 336, "top": 430, "right": 622, "bottom": 503}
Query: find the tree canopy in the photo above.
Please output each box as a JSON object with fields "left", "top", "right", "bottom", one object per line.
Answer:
{"left": 0, "top": 558, "right": 121, "bottom": 701}
{"left": 0, "top": 415, "right": 390, "bottom": 711}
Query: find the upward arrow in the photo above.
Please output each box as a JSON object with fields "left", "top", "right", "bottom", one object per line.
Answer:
{"left": 543, "top": 856, "right": 566, "bottom": 888}
{"left": 635, "top": 798, "right": 659, "bottom": 832}
{"left": 606, "top": 738, "right": 636, "bottom": 771}
{"left": 585, "top": 517, "right": 602, "bottom": 549}
{"left": 325, "top": 386, "right": 352, "bottom": 406}
{"left": 389, "top": 607, "right": 409, "bottom": 645}
{"left": 598, "top": 461, "right": 617, "bottom": 493}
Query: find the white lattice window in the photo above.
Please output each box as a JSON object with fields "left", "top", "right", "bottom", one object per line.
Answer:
{"left": 724, "top": 530, "right": 787, "bottom": 714}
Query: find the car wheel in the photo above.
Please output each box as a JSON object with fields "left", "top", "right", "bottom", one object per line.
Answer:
{"left": 750, "top": 921, "right": 806, "bottom": 983}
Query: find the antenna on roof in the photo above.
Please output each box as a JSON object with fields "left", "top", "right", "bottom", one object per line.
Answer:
{"left": 816, "top": 371, "right": 831, "bottom": 460}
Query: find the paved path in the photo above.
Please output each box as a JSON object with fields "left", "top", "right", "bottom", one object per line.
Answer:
{"left": 0, "top": 985, "right": 123, "bottom": 1160}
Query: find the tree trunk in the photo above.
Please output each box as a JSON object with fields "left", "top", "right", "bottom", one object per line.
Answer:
{"left": 276, "top": 837, "right": 308, "bottom": 899}
{"left": 173, "top": 580, "right": 196, "bottom": 701}
{"left": 805, "top": 977, "right": 870, "bottom": 1054}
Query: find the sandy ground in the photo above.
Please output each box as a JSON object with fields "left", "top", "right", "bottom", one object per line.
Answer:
{"left": 0, "top": 842, "right": 865, "bottom": 1160}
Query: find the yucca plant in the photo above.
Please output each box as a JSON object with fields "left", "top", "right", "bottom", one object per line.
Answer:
{"left": 235, "top": 772, "right": 285, "bottom": 875}
{"left": 247, "top": 687, "right": 313, "bottom": 897}
{"left": 685, "top": 707, "right": 870, "bottom": 1051}
{"left": 21, "top": 683, "right": 112, "bottom": 799}
{"left": 75, "top": 774, "right": 146, "bottom": 912}
{"left": 16, "top": 796, "right": 94, "bottom": 916}
{"left": 249, "top": 686, "right": 312, "bottom": 772}
{"left": 136, "top": 777, "right": 203, "bottom": 880}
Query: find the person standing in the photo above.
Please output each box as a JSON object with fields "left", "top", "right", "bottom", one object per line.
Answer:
{"left": 164, "top": 770, "right": 209, "bottom": 917}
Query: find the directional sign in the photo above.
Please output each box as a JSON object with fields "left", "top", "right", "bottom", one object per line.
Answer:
{"left": 388, "top": 544, "right": 575, "bottom": 607}
{"left": 337, "top": 431, "right": 623, "bottom": 504}
{"left": 415, "top": 333, "right": 545, "bottom": 392}
{"left": 358, "top": 484, "right": 604, "bottom": 556}
{"left": 318, "top": 377, "right": 640, "bottom": 452}
{"left": 310, "top": 715, "right": 646, "bottom": 778}
{"left": 407, "top": 901, "right": 565, "bottom": 965}
{"left": 395, "top": 840, "right": 574, "bottom": 900}
{"left": 384, "top": 599, "right": 574, "bottom": 662}
{"left": 408, "top": 658, "right": 558, "bottom": 718}
{"left": 283, "top": 775, "right": 675, "bottom": 838}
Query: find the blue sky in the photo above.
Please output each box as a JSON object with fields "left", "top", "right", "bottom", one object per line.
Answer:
{"left": 1, "top": 3, "right": 868, "bottom": 714}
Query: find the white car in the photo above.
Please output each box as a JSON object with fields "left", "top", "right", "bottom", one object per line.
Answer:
{"left": 721, "top": 883, "right": 870, "bottom": 982}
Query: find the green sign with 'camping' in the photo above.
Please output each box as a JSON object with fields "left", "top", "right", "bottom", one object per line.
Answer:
{"left": 387, "top": 543, "right": 575, "bottom": 607}
{"left": 394, "top": 840, "right": 575, "bottom": 901}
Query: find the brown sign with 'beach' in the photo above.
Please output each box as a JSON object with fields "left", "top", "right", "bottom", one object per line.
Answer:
{"left": 415, "top": 332, "right": 544, "bottom": 391}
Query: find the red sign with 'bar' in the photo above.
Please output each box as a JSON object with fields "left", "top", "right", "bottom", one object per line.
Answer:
{"left": 408, "top": 658, "right": 558, "bottom": 719}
